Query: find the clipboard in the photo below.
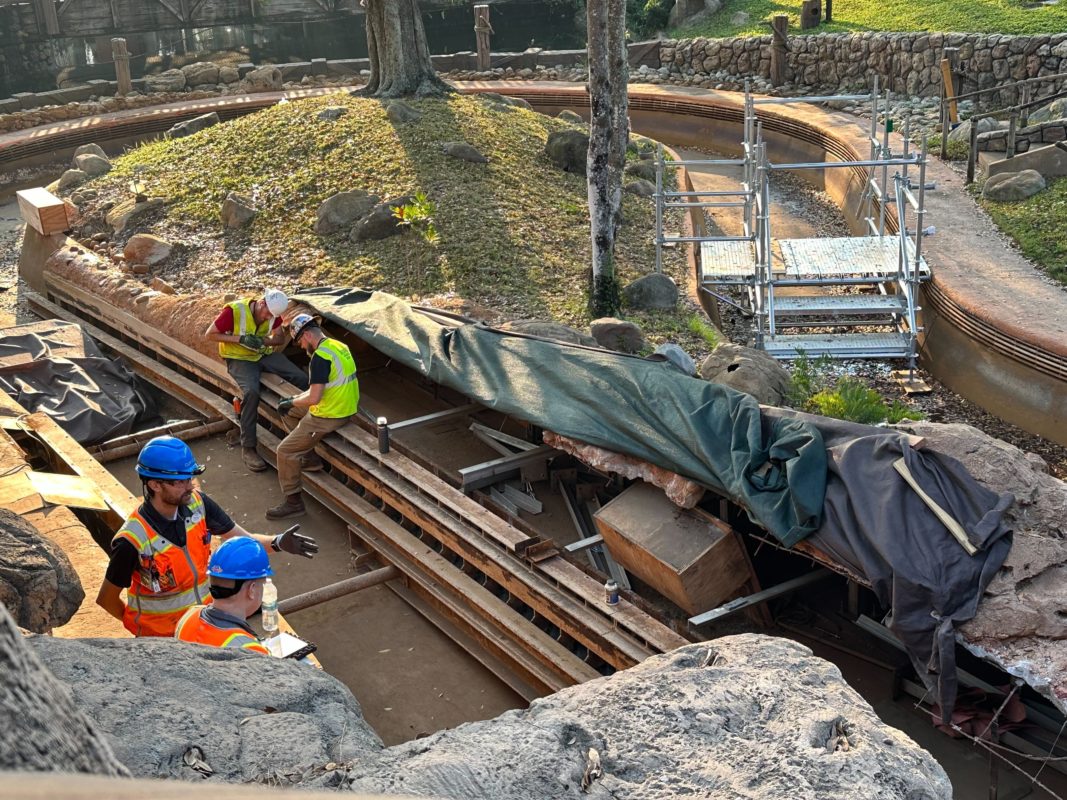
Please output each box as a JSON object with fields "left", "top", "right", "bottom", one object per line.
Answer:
{"left": 272, "top": 631, "right": 318, "bottom": 661}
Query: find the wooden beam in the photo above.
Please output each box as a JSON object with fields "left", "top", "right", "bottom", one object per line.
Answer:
{"left": 152, "top": 0, "right": 186, "bottom": 23}
{"left": 56, "top": 0, "right": 84, "bottom": 20}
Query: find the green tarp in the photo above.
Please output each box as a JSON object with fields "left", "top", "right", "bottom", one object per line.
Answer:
{"left": 295, "top": 288, "right": 827, "bottom": 547}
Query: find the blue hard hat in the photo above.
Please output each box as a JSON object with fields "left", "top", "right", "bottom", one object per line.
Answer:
{"left": 135, "top": 436, "right": 206, "bottom": 481}
{"left": 209, "top": 536, "right": 273, "bottom": 580}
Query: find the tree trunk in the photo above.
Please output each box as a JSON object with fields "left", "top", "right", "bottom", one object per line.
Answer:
{"left": 586, "top": 0, "right": 628, "bottom": 318}
{"left": 362, "top": 0, "right": 452, "bottom": 98}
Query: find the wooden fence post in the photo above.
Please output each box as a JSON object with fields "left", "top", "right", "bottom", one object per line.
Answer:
{"left": 474, "top": 4, "right": 493, "bottom": 72}
{"left": 770, "top": 15, "right": 788, "bottom": 87}
{"left": 112, "top": 37, "right": 132, "bottom": 97}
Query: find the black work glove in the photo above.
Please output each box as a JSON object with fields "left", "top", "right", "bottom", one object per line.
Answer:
{"left": 277, "top": 396, "right": 295, "bottom": 414}
{"left": 272, "top": 524, "right": 318, "bottom": 559}
{"left": 239, "top": 334, "right": 265, "bottom": 351}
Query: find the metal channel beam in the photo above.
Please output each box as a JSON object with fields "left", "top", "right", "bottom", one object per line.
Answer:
{"left": 459, "top": 445, "right": 557, "bottom": 490}
{"left": 388, "top": 403, "right": 480, "bottom": 433}
{"left": 689, "top": 570, "right": 834, "bottom": 626}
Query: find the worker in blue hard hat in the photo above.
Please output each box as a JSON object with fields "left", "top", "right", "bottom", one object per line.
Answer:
{"left": 96, "top": 435, "right": 319, "bottom": 637}
{"left": 174, "top": 536, "right": 273, "bottom": 655}
{"left": 204, "top": 288, "right": 309, "bottom": 473}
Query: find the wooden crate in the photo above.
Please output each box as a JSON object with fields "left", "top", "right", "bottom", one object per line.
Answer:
{"left": 593, "top": 481, "right": 750, "bottom": 615}
{"left": 16, "top": 187, "right": 69, "bottom": 235}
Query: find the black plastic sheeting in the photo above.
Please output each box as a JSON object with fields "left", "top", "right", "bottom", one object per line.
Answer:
{"left": 296, "top": 287, "right": 828, "bottom": 546}
{"left": 0, "top": 322, "right": 154, "bottom": 444}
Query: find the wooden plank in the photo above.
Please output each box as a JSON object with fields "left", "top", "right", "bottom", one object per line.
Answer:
{"left": 16, "top": 188, "right": 68, "bottom": 236}
{"left": 940, "top": 58, "right": 959, "bottom": 125}
{"left": 26, "top": 470, "right": 109, "bottom": 511}
{"left": 0, "top": 471, "right": 35, "bottom": 505}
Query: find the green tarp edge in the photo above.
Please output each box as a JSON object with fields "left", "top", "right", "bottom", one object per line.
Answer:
{"left": 295, "top": 288, "right": 827, "bottom": 546}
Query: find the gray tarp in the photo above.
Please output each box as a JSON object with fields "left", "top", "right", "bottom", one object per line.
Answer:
{"left": 296, "top": 287, "right": 828, "bottom": 546}
{"left": 0, "top": 321, "right": 153, "bottom": 443}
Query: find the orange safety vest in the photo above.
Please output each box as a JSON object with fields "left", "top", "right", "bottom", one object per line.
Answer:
{"left": 112, "top": 492, "right": 212, "bottom": 637}
{"left": 174, "top": 605, "right": 269, "bottom": 655}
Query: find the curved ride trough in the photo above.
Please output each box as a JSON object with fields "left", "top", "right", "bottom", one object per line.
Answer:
{"left": 2, "top": 81, "right": 1064, "bottom": 446}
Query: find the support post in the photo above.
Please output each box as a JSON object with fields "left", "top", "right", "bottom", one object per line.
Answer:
{"left": 967, "top": 113, "right": 978, "bottom": 185}
{"left": 824, "top": 0, "right": 832, "bottom": 22}
{"left": 1006, "top": 113, "right": 1017, "bottom": 159}
{"left": 111, "top": 38, "right": 132, "bottom": 97}
{"left": 770, "top": 15, "right": 788, "bottom": 88}
{"left": 474, "top": 4, "right": 492, "bottom": 72}
{"left": 34, "top": 0, "right": 61, "bottom": 35}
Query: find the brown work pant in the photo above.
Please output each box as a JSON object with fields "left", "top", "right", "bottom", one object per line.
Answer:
{"left": 277, "top": 412, "right": 352, "bottom": 496}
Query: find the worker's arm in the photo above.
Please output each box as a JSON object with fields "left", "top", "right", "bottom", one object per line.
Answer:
{"left": 219, "top": 524, "right": 318, "bottom": 559}
{"left": 218, "top": 524, "right": 276, "bottom": 553}
{"left": 203, "top": 307, "right": 242, "bottom": 345}
{"left": 96, "top": 579, "right": 126, "bottom": 622}
{"left": 291, "top": 383, "right": 324, "bottom": 410}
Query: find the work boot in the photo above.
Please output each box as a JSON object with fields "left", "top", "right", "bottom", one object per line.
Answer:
{"left": 266, "top": 494, "right": 305, "bottom": 520}
{"left": 301, "top": 453, "right": 324, "bottom": 472}
{"left": 242, "top": 447, "right": 268, "bottom": 473}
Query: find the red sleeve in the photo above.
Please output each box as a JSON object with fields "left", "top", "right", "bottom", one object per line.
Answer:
{"left": 271, "top": 317, "right": 283, "bottom": 331}
{"left": 213, "top": 306, "right": 235, "bottom": 333}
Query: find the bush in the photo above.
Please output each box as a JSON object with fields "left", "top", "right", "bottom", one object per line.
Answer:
{"left": 926, "top": 134, "right": 971, "bottom": 162}
{"left": 787, "top": 352, "right": 924, "bottom": 424}
{"left": 628, "top": 0, "right": 675, "bottom": 37}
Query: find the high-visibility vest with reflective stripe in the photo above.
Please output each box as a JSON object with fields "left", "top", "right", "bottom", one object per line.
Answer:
{"left": 310, "top": 337, "right": 359, "bottom": 419}
{"left": 218, "top": 299, "right": 274, "bottom": 362}
{"left": 113, "top": 493, "right": 212, "bottom": 637}
{"left": 174, "top": 605, "right": 269, "bottom": 655}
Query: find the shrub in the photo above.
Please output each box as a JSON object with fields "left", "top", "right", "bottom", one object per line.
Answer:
{"left": 687, "top": 315, "right": 720, "bottom": 347}
{"left": 787, "top": 352, "right": 924, "bottom": 424}
{"left": 628, "top": 0, "right": 675, "bottom": 37}
{"left": 926, "top": 134, "right": 971, "bottom": 162}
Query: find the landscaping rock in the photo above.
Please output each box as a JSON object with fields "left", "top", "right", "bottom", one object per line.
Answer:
{"left": 699, "top": 342, "right": 792, "bottom": 405}
{"left": 625, "top": 179, "right": 656, "bottom": 197}
{"left": 166, "top": 111, "right": 220, "bottom": 139}
{"left": 316, "top": 106, "right": 348, "bottom": 121}
{"left": 987, "top": 142, "right": 1067, "bottom": 181}
{"left": 982, "top": 169, "right": 1047, "bottom": 201}
{"left": 545, "top": 129, "right": 589, "bottom": 175}
{"left": 219, "top": 65, "right": 240, "bottom": 84}
{"left": 730, "top": 10, "right": 751, "bottom": 25}
{"left": 1029, "top": 97, "right": 1067, "bottom": 124}
{"left": 144, "top": 69, "right": 186, "bottom": 93}
{"left": 590, "top": 317, "right": 646, "bottom": 353}
{"left": 181, "top": 62, "right": 220, "bottom": 87}
{"left": 240, "top": 66, "right": 282, "bottom": 92}
{"left": 350, "top": 196, "right": 412, "bottom": 242}
{"left": 220, "top": 192, "right": 256, "bottom": 228}
{"left": 73, "top": 154, "right": 110, "bottom": 177}
{"left": 57, "top": 169, "right": 88, "bottom": 192}
{"left": 105, "top": 197, "right": 164, "bottom": 232}
{"left": 149, "top": 277, "right": 175, "bottom": 295}
{"left": 314, "top": 190, "right": 379, "bottom": 235}
{"left": 624, "top": 273, "right": 678, "bottom": 310}
{"left": 480, "top": 92, "right": 533, "bottom": 111}
{"left": 384, "top": 100, "right": 422, "bottom": 124}
{"left": 556, "top": 109, "right": 584, "bottom": 124}
{"left": 71, "top": 143, "right": 106, "bottom": 165}
{"left": 948, "top": 116, "right": 998, "bottom": 143}
{"left": 0, "top": 509, "right": 83, "bottom": 633}
{"left": 442, "top": 141, "right": 489, "bottom": 163}
{"left": 655, "top": 342, "right": 697, "bottom": 376}
{"left": 624, "top": 160, "right": 657, "bottom": 182}
{"left": 0, "top": 605, "right": 129, "bottom": 776}
{"left": 499, "top": 320, "right": 599, "bottom": 347}
{"left": 123, "top": 233, "right": 173, "bottom": 266}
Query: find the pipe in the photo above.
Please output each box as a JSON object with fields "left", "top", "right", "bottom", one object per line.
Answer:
{"left": 277, "top": 565, "right": 400, "bottom": 615}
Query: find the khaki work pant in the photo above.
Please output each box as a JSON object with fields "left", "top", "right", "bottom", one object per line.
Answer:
{"left": 277, "top": 412, "right": 352, "bottom": 496}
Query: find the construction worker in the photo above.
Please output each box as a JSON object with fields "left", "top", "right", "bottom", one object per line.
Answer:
{"left": 174, "top": 536, "right": 273, "bottom": 655}
{"left": 267, "top": 313, "right": 359, "bottom": 520}
{"left": 205, "top": 289, "right": 309, "bottom": 473}
{"left": 96, "top": 436, "right": 319, "bottom": 637}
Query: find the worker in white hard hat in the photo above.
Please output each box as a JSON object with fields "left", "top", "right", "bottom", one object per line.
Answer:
{"left": 204, "top": 289, "right": 309, "bottom": 473}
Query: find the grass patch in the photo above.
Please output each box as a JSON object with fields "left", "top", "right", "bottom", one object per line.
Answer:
{"left": 85, "top": 92, "right": 694, "bottom": 331}
{"left": 786, "top": 352, "right": 923, "bottom": 424}
{"left": 675, "top": 0, "right": 1067, "bottom": 38}
{"left": 980, "top": 175, "right": 1067, "bottom": 287}
{"left": 925, "top": 134, "right": 972, "bottom": 162}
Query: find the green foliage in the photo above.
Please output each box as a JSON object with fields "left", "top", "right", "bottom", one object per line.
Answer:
{"left": 629, "top": 0, "right": 676, "bottom": 37}
{"left": 687, "top": 314, "right": 720, "bottom": 348}
{"left": 393, "top": 191, "right": 439, "bottom": 244}
{"left": 926, "top": 134, "right": 971, "bottom": 162}
{"left": 980, "top": 175, "right": 1067, "bottom": 287}
{"left": 786, "top": 349, "right": 834, "bottom": 408}
{"left": 674, "top": 0, "right": 1067, "bottom": 37}
{"left": 787, "top": 352, "right": 923, "bottom": 424}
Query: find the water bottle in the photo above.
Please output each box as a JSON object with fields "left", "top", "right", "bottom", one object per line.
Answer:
{"left": 604, "top": 579, "right": 619, "bottom": 606}
{"left": 261, "top": 577, "right": 279, "bottom": 655}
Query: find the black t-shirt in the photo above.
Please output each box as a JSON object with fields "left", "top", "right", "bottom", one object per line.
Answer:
{"left": 104, "top": 493, "right": 235, "bottom": 589}
{"left": 309, "top": 352, "right": 331, "bottom": 385}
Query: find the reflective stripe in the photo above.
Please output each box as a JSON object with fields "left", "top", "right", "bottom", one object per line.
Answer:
{"left": 218, "top": 299, "right": 273, "bottom": 362}
{"left": 175, "top": 606, "right": 269, "bottom": 655}
{"left": 310, "top": 338, "right": 359, "bottom": 418}
{"left": 133, "top": 584, "right": 211, "bottom": 614}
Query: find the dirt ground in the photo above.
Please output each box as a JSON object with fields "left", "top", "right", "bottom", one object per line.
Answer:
{"left": 107, "top": 438, "right": 525, "bottom": 746}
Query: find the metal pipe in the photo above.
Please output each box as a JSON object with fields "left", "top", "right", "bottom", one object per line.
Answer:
{"left": 666, "top": 201, "right": 748, "bottom": 208}
{"left": 752, "top": 93, "right": 873, "bottom": 104}
{"left": 277, "top": 565, "right": 401, "bottom": 615}
{"left": 654, "top": 143, "right": 664, "bottom": 273}
{"left": 662, "top": 235, "right": 754, "bottom": 243}
{"left": 769, "top": 156, "right": 920, "bottom": 170}
{"left": 1006, "top": 113, "right": 1017, "bottom": 159}
{"left": 662, "top": 189, "right": 750, "bottom": 197}
{"left": 967, "top": 114, "right": 979, "bottom": 185}
{"left": 949, "top": 70, "right": 1067, "bottom": 103}
{"left": 664, "top": 158, "right": 746, "bottom": 167}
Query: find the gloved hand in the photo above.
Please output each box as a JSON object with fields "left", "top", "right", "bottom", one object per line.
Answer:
{"left": 277, "top": 396, "right": 295, "bottom": 415}
{"left": 239, "top": 334, "right": 265, "bottom": 351}
{"left": 272, "top": 524, "right": 318, "bottom": 559}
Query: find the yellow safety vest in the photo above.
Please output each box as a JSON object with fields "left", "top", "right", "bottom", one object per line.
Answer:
{"left": 217, "top": 299, "right": 274, "bottom": 362}
{"left": 311, "top": 338, "right": 359, "bottom": 419}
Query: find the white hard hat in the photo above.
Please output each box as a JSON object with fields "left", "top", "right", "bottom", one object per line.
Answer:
{"left": 289, "top": 313, "right": 317, "bottom": 341}
{"left": 263, "top": 289, "right": 288, "bottom": 317}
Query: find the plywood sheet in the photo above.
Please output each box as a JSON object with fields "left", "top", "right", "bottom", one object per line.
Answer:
{"left": 26, "top": 470, "right": 110, "bottom": 512}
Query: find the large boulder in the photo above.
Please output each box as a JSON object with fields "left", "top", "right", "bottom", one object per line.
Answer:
{"left": 655, "top": 342, "right": 697, "bottom": 376}
{"left": 669, "top": 0, "right": 722, "bottom": 25}
{"left": 1029, "top": 97, "right": 1067, "bottom": 124}
{"left": 556, "top": 109, "right": 585, "bottom": 125}
{"left": 982, "top": 169, "right": 1047, "bottom": 201}
{"left": 105, "top": 197, "right": 165, "bottom": 233}
{"left": 624, "top": 273, "right": 678, "bottom": 310}
{"left": 240, "top": 65, "right": 282, "bottom": 92}
{"left": 350, "top": 196, "right": 413, "bottom": 242}
{"left": 590, "top": 317, "right": 646, "bottom": 353}
{"left": 499, "top": 320, "right": 599, "bottom": 347}
{"left": 545, "top": 129, "right": 589, "bottom": 175}
{"left": 442, "top": 141, "right": 489, "bottom": 163}
{"left": 625, "top": 179, "right": 656, "bottom": 197}
{"left": 699, "top": 341, "right": 792, "bottom": 405}
{"left": 28, "top": 635, "right": 381, "bottom": 783}
{"left": 947, "top": 116, "right": 998, "bottom": 144}
{"left": 986, "top": 142, "right": 1067, "bottom": 182}
{"left": 0, "top": 509, "right": 83, "bottom": 633}
{"left": 0, "top": 606, "right": 128, "bottom": 776}
{"left": 315, "top": 190, "right": 380, "bottom": 235}
{"left": 384, "top": 100, "right": 423, "bottom": 124}
{"left": 220, "top": 192, "right": 256, "bottom": 228}
{"left": 181, "top": 61, "right": 220, "bottom": 86}
{"left": 70, "top": 143, "right": 106, "bottom": 166}
{"left": 57, "top": 169, "right": 88, "bottom": 192}
{"left": 73, "top": 153, "right": 111, "bottom": 177}
{"left": 123, "top": 233, "right": 173, "bottom": 266}
{"left": 218, "top": 65, "right": 240, "bottom": 84}
{"left": 166, "top": 111, "right": 220, "bottom": 139}
{"left": 624, "top": 160, "right": 657, "bottom": 182}
{"left": 144, "top": 68, "right": 187, "bottom": 93}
